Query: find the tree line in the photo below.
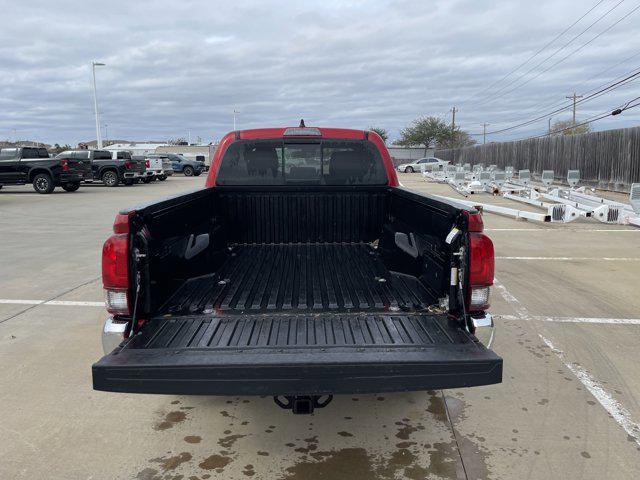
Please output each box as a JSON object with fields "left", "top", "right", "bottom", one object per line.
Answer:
{"left": 370, "top": 115, "right": 591, "bottom": 154}
{"left": 370, "top": 116, "right": 476, "bottom": 155}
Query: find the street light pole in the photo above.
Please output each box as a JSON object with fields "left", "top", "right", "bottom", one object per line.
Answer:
{"left": 233, "top": 109, "right": 239, "bottom": 131}
{"left": 92, "top": 61, "right": 106, "bottom": 149}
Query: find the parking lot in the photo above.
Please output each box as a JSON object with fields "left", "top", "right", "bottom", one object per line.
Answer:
{"left": 1, "top": 173, "right": 639, "bottom": 479}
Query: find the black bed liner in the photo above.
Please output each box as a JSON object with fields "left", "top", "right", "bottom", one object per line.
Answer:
{"left": 162, "top": 243, "right": 435, "bottom": 315}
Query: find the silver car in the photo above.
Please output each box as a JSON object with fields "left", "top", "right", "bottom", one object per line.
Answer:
{"left": 397, "top": 157, "right": 449, "bottom": 173}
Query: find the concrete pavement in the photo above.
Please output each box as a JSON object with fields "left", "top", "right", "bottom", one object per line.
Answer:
{"left": 1, "top": 174, "right": 639, "bottom": 479}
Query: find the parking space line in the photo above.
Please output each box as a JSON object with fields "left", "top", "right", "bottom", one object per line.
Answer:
{"left": 0, "top": 299, "right": 104, "bottom": 307}
{"left": 496, "top": 256, "right": 640, "bottom": 261}
{"left": 539, "top": 334, "right": 640, "bottom": 446}
{"left": 499, "top": 314, "right": 640, "bottom": 325}
{"left": 486, "top": 228, "right": 640, "bottom": 232}
{"left": 494, "top": 277, "right": 640, "bottom": 446}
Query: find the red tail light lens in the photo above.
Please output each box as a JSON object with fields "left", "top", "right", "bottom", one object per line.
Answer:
{"left": 124, "top": 160, "right": 132, "bottom": 169}
{"left": 102, "top": 213, "right": 131, "bottom": 314}
{"left": 145, "top": 159, "right": 150, "bottom": 168}
{"left": 468, "top": 232, "right": 494, "bottom": 311}
{"left": 60, "top": 158, "right": 69, "bottom": 171}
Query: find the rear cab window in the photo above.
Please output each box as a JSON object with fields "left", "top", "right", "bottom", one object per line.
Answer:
{"left": 93, "top": 151, "right": 112, "bottom": 160}
{"left": 216, "top": 139, "right": 388, "bottom": 186}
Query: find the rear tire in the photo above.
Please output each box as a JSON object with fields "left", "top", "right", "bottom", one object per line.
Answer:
{"left": 32, "top": 173, "right": 55, "bottom": 194}
{"left": 142, "top": 177, "right": 153, "bottom": 184}
{"left": 405, "top": 167, "right": 414, "bottom": 173}
{"left": 158, "top": 175, "right": 167, "bottom": 181}
{"left": 102, "top": 170, "right": 119, "bottom": 187}
{"left": 194, "top": 172, "right": 201, "bottom": 177}
{"left": 183, "top": 166, "right": 194, "bottom": 177}
{"left": 123, "top": 179, "right": 134, "bottom": 186}
{"left": 62, "top": 182, "right": 80, "bottom": 192}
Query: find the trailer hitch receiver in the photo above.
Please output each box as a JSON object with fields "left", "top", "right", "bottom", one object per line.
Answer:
{"left": 274, "top": 395, "right": 333, "bottom": 414}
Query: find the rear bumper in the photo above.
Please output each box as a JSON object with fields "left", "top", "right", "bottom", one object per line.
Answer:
{"left": 59, "top": 173, "right": 85, "bottom": 183}
{"left": 124, "top": 171, "right": 147, "bottom": 178}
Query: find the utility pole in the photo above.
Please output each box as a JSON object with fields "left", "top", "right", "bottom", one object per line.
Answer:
{"left": 104, "top": 124, "right": 108, "bottom": 145}
{"left": 548, "top": 116, "right": 553, "bottom": 135}
{"left": 481, "top": 123, "right": 490, "bottom": 144}
{"left": 450, "top": 107, "right": 457, "bottom": 148}
{"left": 91, "top": 61, "right": 106, "bottom": 149}
{"left": 565, "top": 92, "right": 583, "bottom": 125}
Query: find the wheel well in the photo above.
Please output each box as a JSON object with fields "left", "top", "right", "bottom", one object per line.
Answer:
{"left": 29, "top": 168, "right": 52, "bottom": 181}
{"left": 100, "top": 168, "right": 118, "bottom": 178}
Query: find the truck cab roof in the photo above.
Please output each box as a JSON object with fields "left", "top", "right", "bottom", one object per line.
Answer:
{"left": 206, "top": 126, "right": 397, "bottom": 187}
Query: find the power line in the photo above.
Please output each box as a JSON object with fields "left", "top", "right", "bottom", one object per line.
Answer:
{"left": 472, "top": 0, "right": 628, "bottom": 108}
{"left": 524, "top": 95, "right": 640, "bottom": 139}
{"left": 462, "top": 0, "right": 606, "bottom": 104}
{"left": 467, "top": 67, "right": 640, "bottom": 135}
{"left": 488, "top": 2, "right": 640, "bottom": 105}
{"left": 510, "top": 51, "right": 640, "bottom": 121}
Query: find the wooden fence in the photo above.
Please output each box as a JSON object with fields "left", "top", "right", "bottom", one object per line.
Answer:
{"left": 435, "top": 126, "right": 640, "bottom": 191}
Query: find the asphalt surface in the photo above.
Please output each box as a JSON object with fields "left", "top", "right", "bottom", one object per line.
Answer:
{"left": 1, "top": 173, "right": 639, "bottom": 479}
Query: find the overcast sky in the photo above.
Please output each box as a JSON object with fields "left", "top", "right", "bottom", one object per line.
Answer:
{"left": 1, "top": 0, "right": 639, "bottom": 146}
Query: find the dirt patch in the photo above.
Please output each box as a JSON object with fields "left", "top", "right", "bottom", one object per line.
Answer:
{"left": 184, "top": 436, "right": 202, "bottom": 444}
{"left": 242, "top": 464, "right": 256, "bottom": 477}
{"left": 218, "top": 434, "right": 246, "bottom": 449}
{"left": 282, "top": 448, "right": 377, "bottom": 480}
{"left": 199, "top": 454, "right": 232, "bottom": 471}
{"left": 151, "top": 452, "right": 192, "bottom": 471}
{"left": 136, "top": 468, "right": 162, "bottom": 480}
{"left": 427, "top": 395, "right": 448, "bottom": 422}
{"left": 154, "top": 411, "right": 188, "bottom": 431}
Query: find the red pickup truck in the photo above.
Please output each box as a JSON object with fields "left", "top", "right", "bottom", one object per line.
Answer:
{"left": 93, "top": 125, "right": 501, "bottom": 414}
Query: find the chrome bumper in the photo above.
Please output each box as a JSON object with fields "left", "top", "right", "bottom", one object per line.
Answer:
{"left": 124, "top": 172, "right": 147, "bottom": 178}
{"left": 102, "top": 316, "right": 129, "bottom": 355}
{"left": 471, "top": 313, "right": 495, "bottom": 349}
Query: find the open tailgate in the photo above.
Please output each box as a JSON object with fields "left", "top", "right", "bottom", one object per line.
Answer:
{"left": 93, "top": 313, "right": 502, "bottom": 396}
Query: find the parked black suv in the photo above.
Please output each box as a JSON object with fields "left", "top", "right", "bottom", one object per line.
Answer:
{"left": 57, "top": 150, "right": 148, "bottom": 186}
{"left": 0, "top": 147, "right": 91, "bottom": 193}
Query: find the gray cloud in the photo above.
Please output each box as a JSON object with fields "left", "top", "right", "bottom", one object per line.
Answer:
{"left": 1, "top": 0, "right": 639, "bottom": 145}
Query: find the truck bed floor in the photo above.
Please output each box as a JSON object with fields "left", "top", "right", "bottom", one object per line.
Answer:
{"left": 163, "top": 243, "right": 435, "bottom": 315}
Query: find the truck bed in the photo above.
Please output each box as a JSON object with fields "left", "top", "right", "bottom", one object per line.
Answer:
{"left": 162, "top": 243, "right": 435, "bottom": 315}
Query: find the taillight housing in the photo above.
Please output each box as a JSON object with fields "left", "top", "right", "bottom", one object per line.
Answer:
{"left": 60, "top": 158, "right": 69, "bottom": 171}
{"left": 124, "top": 160, "right": 132, "bottom": 169}
{"left": 102, "top": 214, "right": 131, "bottom": 314}
{"left": 468, "top": 232, "right": 494, "bottom": 311}
{"left": 464, "top": 209, "right": 493, "bottom": 311}
{"left": 145, "top": 159, "right": 150, "bottom": 168}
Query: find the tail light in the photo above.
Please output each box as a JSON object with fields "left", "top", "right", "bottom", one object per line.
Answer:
{"left": 60, "top": 158, "right": 69, "bottom": 171}
{"left": 102, "top": 213, "right": 131, "bottom": 315}
{"left": 145, "top": 159, "right": 150, "bottom": 168}
{"left": 466, "top": 211, "right": 494, "bottom": 311}
{"left": 124, "top": 160, "right": 132, "bottom": 169}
